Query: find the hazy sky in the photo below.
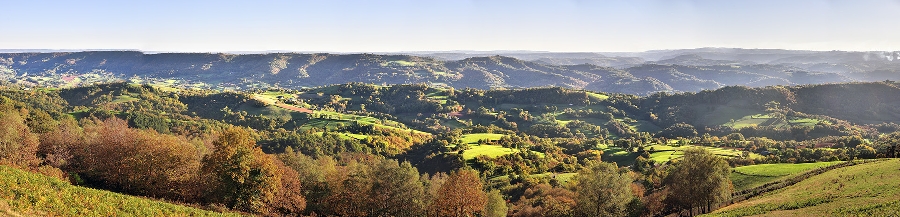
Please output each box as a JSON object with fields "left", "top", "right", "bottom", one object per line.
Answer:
{"left": 2, "top": 0, "right": 899, "bottom": 52}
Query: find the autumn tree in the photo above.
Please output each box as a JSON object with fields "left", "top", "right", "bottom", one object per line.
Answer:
{"left": 0, "top": 107, "right": 40, "bottom": 169}
{"left": 510, "top": 183, "right": 576, "bottom": 217}
{"left": 73, "top": 118, "right": 204, "bottom": 201}
{"left": 430, "top": 169, "right": 488, "bottom": 217}
{"left": 268, "top": 159, "right": 307, "bottom": 215}
{"left": 201, "top": 127, "right": 281, "bottom": 213}
{"left": 574, "top": 162, "right": 634, "bottom": 217}
{"left": 38, "top": 115, "right": 83, "bottom": 169}
{"left": 665, "top": 147, "right": 733, "bottom": 214}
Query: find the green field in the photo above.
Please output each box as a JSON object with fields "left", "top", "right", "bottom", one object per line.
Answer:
{"left": 0, "top": 166, "right": 237, "bottom": 217}
{"left": 722, "top": 113, "right": 821, "bottom": 129}
{"left": 459, "top": 133, "right": 506, "bottom": 144}
{"left": 730, "top": 161, "right": 844, "bottom": 191}
{"left": 706, "top": 159, "right": 900, "bottom": 216}
{"left": 586, "top": 92, "right": 610, "bottom": 100}
{"left": 645, "top": 144, "right": 760, "bottom": 163}
{"left": 314, "top": 132, "right": 369, "bottom": 140}
{"left": 458, "top": 133, "right": 544, "bottom": 160}
{"left": 461, "top": 144, "right": 523, "bottom": 160}
{"left": 111, "top": 95, "right": 139, "bottom": 103}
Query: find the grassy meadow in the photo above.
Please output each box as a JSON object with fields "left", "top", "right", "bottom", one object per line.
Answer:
{"left": 730, "top": 161, "right": 845, "bottom": 191}
{"left": 706, "top": 159, "right": 900, "bottom": 216}
{"left": 0, "top": 166, "right": 239, "bottom": 217}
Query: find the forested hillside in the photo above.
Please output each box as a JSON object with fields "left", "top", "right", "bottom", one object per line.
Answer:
{"left": 0, "top": 79, "right": 899, "bottom": 216}
{"left": 1, "top": 49, "right": 899, "bottom": 95}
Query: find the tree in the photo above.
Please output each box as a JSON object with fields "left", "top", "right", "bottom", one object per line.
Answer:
{"left": 268, "top": 159, "right": 307, "bottom": 215}
{"left": 665, "top": 147, "right": 733, "bottom": 214}
{"left": 430, "top": 169, "right": 488, "bottom": 217}
{"left": 656, "top": 123, "right": 697, "bottom": 138}
{"left": 0, "top": 108, "right": 40, "bottom": 169}
{"left": 483, "top": 190, "right": 508, "bottom": 217}
{"left": 201, "top": 127, "right": 281, "bottom": 213}
{"left": 73, "top": 118, "right": 203, "bottom": 201}
{"left": 39, "top": 115, "right": 83, "bottom": 169}
{"left": 574, "top": 162, "right": 633, "bottom": 217}
{"left": 510, "top": 183, "right": 576, "bottom": 217}
{"left": 369, "top": 159, "right": 428, "bottom": 216}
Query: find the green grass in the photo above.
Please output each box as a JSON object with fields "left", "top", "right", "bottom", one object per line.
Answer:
{"left": 314, "top": 132, "right": 369, "bottom": 140}
{"left": 111, "top": 95, "right": 139, "bottom": 103}
{"left": 644, "top": 145, "right": 761, "bottom": 163}
{"left": 706, "top": 159, "right": 900, "bottom": 217}
{"left": 0, "top": 166, "right": 238, "bottom": 217}
{"left": 458, "top": 133, "right": 545, "bottom": 160}
{"left": 721, "top": 113, "right": 822, "bottom": 129}
{"left": 730, "top": 161, "right": 845, "bottom": 191}
{"left": 238, "top": 104, "right": 293, "bottom": 121}
{"left": 461, "top": 144, "right": 522, "bottom": 160}
{"left": 586, "top": 92, "right": 609, "bottom": 100}
{"left": 459, "top": 133, "right": 506, "bottom": 144}
{"left": 722, "top": 114, "right": 773, "bottom": 128}
{"left": 696, "top": 106, "right": 761, "bottom": 126}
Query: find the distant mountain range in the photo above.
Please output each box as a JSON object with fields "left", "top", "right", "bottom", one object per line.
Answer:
{"left": 1, "top": 48, "right": 898, "bottom": 95}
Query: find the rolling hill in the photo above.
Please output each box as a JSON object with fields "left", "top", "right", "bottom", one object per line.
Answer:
{"left": 2, "top": 49, "right": 899, "bottom": 95}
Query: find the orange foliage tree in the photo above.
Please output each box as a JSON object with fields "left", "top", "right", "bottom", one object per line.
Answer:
{"left": 430, "top": 169, "right": 488, "bottom": 217}
{"left": 201, "top": 127, "right": 282, "bottom": 213}
{"left": 0, "top": 107, "right": 40, "bottom": 169}
{"left": 71, "top": 118, "right": 204, "bottom": 200}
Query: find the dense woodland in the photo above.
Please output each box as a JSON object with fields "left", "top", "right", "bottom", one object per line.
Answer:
{"left": 2, "top": 80, "right": 900, "bottom": 216}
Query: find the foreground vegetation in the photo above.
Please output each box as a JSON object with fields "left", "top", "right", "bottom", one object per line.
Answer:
{"left": 1, "top": 80, "right": 900, "bottom": 216}
{"left": 707, "top": 159, "right": 900, "bottom": 216}
{"left": 0, "top": 166, "right": 238, "bottom": 217}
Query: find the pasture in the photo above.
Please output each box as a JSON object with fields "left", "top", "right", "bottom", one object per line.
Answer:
{"left": 0, "top": 166, "right": 237, "bottom": 217}
{"left": 459, "top": 133, "right": 506, "bottom": 144}
{"left": 707, "top": 159, "right": 900, "bottom": 216}
{"left": 645, "top": 144, "right": 761, "bottom": 163}
{"left": 730, "top": 161, "right": 845, "bottom": 191}
{"left": 458, "top": 133, "right": 545, "bottom": 160}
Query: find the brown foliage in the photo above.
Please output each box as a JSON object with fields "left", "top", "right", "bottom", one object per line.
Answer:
{"left": 430, "top": 169, "right": 488, "bottom": 217}
{"left": 73, "top": 118, "right": 204, "bottom": 201}
{"left": 267, "top": 159, "right": 307, "bottom": 216}
{"left": 38, "top": 116, "right": 82, "bottom": 169}
{"left": 201, "top": 127, "right": 282, "bottom": 213}
{"left": 510, "top": 183, "right": 576, "bottom": 217}
{"left": 0, "top": 108, "right": 41, "bottom": 169}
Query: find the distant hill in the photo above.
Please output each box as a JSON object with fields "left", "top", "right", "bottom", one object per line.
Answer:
{"left": 1, "top": 49, "right": 898, "bottom": 95}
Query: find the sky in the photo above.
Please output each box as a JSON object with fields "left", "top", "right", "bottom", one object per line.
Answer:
{"left": 2, "top": 0, "right": 899, "bottom": 53}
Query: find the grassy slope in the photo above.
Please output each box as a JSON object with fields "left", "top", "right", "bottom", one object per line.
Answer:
{"left": 0, "top": 166, "right": 239, "bottom": 217}
{"left": 458, "top": 133, "right": 546, "bottom": 160}
{"left": 730, "top": 161, "right": 844, "bottom": 191}
{"left": 646, "top": 144, "right": 761, "bottom": 163}
{"left": 706, "top": 159, "right": 900, "bottom": 217}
